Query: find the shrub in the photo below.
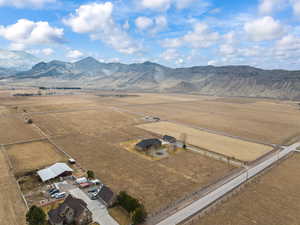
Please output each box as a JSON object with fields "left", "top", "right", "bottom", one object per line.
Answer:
{"left": 87, "top": 170, "right": 95, "bottom": 179}
{"left": 26, "top": 205, "right": 46, "bottom": 225}
{"left": 132, "top": 206, "right": 147, "bottom": 225}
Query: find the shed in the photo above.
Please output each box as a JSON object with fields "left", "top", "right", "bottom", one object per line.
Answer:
{"left": 135, "top": 139, "right": 162, "bottom": 151}
{"left": 97, "top": 185, "right": 115, "bottom": 206}
{"left": 163, "top": 135, "right": 177, "bottom": 143}
{"left": 37, "top": 163, "right": 73, "bottom": 182}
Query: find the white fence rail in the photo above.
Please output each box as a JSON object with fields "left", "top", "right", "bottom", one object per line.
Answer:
{"left": 156, "top": 143, "right": 299, "bottom": 225}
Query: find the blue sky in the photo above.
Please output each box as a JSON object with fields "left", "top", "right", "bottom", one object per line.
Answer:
{"left": 0, "top": 0, "right": 299, "bottom": 69}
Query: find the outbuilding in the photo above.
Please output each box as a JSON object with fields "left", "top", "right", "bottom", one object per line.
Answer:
{"left": 37, "top": 163, "right": 73, "bottom": 182}
{"left": 163, "top": 135, "right": 177, "bottom": 143}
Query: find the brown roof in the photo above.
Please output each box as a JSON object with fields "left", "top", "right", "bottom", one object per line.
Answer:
{"left": 48, "top": 195, "right": 88, "bottom": 224}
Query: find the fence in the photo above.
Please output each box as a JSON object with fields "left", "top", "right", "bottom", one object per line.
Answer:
{"left": 154, "top": 143, "right": 299, "bottom": 225}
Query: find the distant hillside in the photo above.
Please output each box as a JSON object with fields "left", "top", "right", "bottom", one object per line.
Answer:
{"left": 0, "top": 49, "right": 40, "bottom": 71}
{"left": 6, "top": 57, "right": 300, "bottom": 100}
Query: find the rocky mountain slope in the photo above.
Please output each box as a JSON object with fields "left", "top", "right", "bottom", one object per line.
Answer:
{"left": 6, "top": 57, "right": 300, "bottom": 100}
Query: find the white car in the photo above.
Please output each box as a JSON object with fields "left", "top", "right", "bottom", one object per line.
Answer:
{"left": 51, "top": 192, "right": 66, "bottom": 199}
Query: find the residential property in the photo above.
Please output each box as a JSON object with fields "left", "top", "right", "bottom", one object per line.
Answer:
{"left": 97, "top": 185, "right": 115, "bottom": 207}
{"left": 163, "top": 135, "right": 177, "bottom": 143}
{"left": 37, "top": 163, "right": 73, "bottom": 182}
{"left": 48, "top": 194, "right": 93, "bottom": 225}
{"left": 135, "top": 139, "right": 162, "bottom": 152}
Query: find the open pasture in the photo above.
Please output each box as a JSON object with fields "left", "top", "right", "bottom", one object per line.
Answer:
{"left": 137, "top": 121, "right": 273, "bottom": 162}
{"left": 6, "top": 140, "right": 67, "bottom": 176}
{"left": 0, "top": 150, "right": 26, "bottom": 225}
{"left": 0, "top": 116, "right": 43, "bottom": 144}
{"left": 123, "top": 97, "right": 300, "bottom": 145}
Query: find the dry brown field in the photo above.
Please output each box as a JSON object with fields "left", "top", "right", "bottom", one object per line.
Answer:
{"left": 0, "top": 116, "right": 43, "bottom": 144}
{"left": 0, "top": 150, "right": 26, "bottom": 225}
{"left": 122, "top": 95, "right": 300, "bottom": 145}
{"left": 6, "top": 140, "right": 67, "bottom": 176}
{"left": 137, "top": 121, "right": 273, "bottom": 162}
{"left": 53, "top": 134, "right": 233, "bottom": 212}
{"left": 196, "top": 153, "right": 300, "bottom": 225}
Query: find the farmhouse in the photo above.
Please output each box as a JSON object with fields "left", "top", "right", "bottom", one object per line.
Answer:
{"left": 135, "top": 139, "right": 162, "bottom": 151}
{"left": 48, "top": 194, "right": 92, "bottom": 225}
{"left": 37, "top": 163, "right": 73, "bottom": 182}
{"left": 163, "top": 135, "right": 177, "bottom": 143}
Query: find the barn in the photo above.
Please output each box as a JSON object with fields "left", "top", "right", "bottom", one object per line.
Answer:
{"left": 135, "top": 139, "right": 162, "bottom": 151}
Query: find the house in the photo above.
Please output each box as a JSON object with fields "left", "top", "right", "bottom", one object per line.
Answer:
{"left": 97, "top": 185, "right": 115, "bottom": 207}
{"left": 48, "top": 195, "right": 92, "bottom": 225}
{"left": 37, "top": 163, "right": 73, "bottom": 182}
{"left": 163, "top": 135, "right": 177, "bottom": 143}
{"left": 135, "top": 139, "right": 162, "bottom": 151}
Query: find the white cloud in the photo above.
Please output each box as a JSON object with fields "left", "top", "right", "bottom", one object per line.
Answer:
{"left": 208, "top": 60, "right": 217, "bottom": 65}
{"left": 220, "top": 44, "right": 235, "bottom": 55}
{"left": 135, "top": 17, "right": 153, "bottom": 30}
{"left": 161, "top": 22, "right": 219, "bottom": 49}
{"left": 66, "top": 50, "right": 84, "bottom": 59}
{"left": 152, "top": 15, "right": 168, "bottom": 33}
{"left": 244, "top": 16, "right": 285, "bottom": 41}
{"left": 182, "top": 23, "right": 219, "bottom": 48}
{"left": 0, "top": 19, "right": 64, "bottom": 50}
{"left": 175, "top": 0, "right": 197, "bottom": 9}
{"left": 64, "top": 2, "right": 140, "bottom": 54}
{"left": 140, "top": 0, "right": 171, "bottom": 11}
{"left": 290, "top": 0, "right": 300, "bottom": 16}
{"left": 123, "top": 20, "right": 130, "bottom": 30}
{"left": 0, "top": 0, "right": 55, "bottom": 8}
{"left": 161, "top": 48, "right": 179, "bottom": 61}
{"left": 42, "top": 48, "right": 54, "bottom": 55}
{"left": 259, "top": 0, "right": 288, "bottom": 14}
{"left": 276, "top": 35, "right": 300, "bottom": 50}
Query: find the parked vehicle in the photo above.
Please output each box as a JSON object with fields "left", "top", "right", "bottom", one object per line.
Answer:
{"left": 55, "top": 192, "right": 66, "bottom": 199}
{"left": 49, "top": 189, "right": 59, "bottom": 195}
{"left": 90, "top": 179, "right": 101, "bottom": 185}
{"left": 75, "top": 177, "right": 88, "bottom": 184}
{"left": 48, "top": 188, "right": 56, "bottom": 193}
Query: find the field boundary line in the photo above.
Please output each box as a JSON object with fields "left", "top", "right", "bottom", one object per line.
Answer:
{"left": 3, "top": 137, "right": 48, "bottom": 147}
{"left": 0, "top": 144, "right": 29, "bottom": 210}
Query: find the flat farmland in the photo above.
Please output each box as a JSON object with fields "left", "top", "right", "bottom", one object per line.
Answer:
{"left": 0, "top": 116, "right": 43, "bottom": 144}
{"left": 6, "top": 141, "right": 67, "bottom": 176}
{"left": 123, "top": 97, "right": 300, "bottom": 145}
{"left": 137, "top": 121, "right": 273, "bottom": 162}
{"left": 197, "top": 153, "right": 300, "bottom": 225}
{"left": 0, "top": 150, "right": 26, "bottom": 225}
{"left": 53, "top": 134, "right": 233, "bottom": 213}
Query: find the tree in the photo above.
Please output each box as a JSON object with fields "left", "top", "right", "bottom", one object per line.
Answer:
{"left": 87, "top": 170, "right": 95, "bottom": 179}
{"left": 132, "top": 206, "right": 147, "bottom": 225}
{"left": 26, "top": 205, "right": 46, "bottom": 225}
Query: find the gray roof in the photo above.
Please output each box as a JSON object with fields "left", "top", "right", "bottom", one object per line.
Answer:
{"left": 37, "top": 163, "right": 73, "bottom": 182}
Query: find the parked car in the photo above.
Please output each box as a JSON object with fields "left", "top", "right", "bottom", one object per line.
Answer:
{"left": 49, "top": 189, "right": 59, "bottom": 195}
{"left": 89, "top": 179, "right": 101, "bottom": 185}
{"left": 55, "top": 192, "right": 66, "bottom": 199}
{"left": 48, "top": 188, "right": 56, "bottom": 193}
{"left": 75, "top": 177, "right": 88, "bottom": 184}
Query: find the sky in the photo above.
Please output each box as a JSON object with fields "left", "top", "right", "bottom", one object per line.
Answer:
{"left": 0, "top": 0, "right": 299, "bottom": 69}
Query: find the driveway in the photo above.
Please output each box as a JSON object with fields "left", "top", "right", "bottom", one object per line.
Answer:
{"left": 69, "top": 188, "right": 119, "bottom": 225}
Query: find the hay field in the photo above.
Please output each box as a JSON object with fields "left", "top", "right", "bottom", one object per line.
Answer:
{"left": 197, "top": 153, "right": 300, "bottom": 225}
{"left": 6, "top": 141, "right": 67, "bottom": 176}
{"left": 123, "top": 97, "right": 300, "bottom": 145}
{"left": 0, "top": 116, "right": 43, "bottom": 144}
{"left": 0, "top": 150, "right": 26, "bottom": 225}
{"left": 137, "top": 121, "right": 273, "bottom": 162}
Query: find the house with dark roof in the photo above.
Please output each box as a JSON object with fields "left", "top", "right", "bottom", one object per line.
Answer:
{"left": 48, "top": 195, "right": 92, "bottom": 225}
{"left": 163, "top": 135, "right": 177, "bottom": 143}
{"left": 135, "top": 139, "right": 162, "bottom": 152}
{"left": 97, "top": 185, "right": 115, "bottom": 207}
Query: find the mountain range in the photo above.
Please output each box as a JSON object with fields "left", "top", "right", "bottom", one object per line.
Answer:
{"left": 2, "top": 55, "right": 300, "bottom": 100}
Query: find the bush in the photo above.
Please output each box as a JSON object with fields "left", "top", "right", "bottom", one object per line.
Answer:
{"left": 27, "top": 119, "right": 33, "bottom": 124}
{"left": 26, "top": 205, "right": 46, "bottom": 225}
{"left": 87, "top": 170, "right": 95, "bottom": 179}
{"left": 132, "top": 206, "right": 147, "bottom": 225}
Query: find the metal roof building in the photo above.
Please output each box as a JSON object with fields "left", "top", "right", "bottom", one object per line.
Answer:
{"left": 37, "top": 163, "right": 73, "bottom": 182}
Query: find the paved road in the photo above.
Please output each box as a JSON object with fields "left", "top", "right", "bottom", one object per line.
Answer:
{"left": 154, "top": 142, "right": 300, "bottom": 225}
{"left": 69, "top": 188, "right": 119, "bottom": 225}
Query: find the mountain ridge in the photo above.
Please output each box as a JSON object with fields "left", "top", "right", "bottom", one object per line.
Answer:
{"left": 4, "top": 56, "right": 300, "bottom": 100}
